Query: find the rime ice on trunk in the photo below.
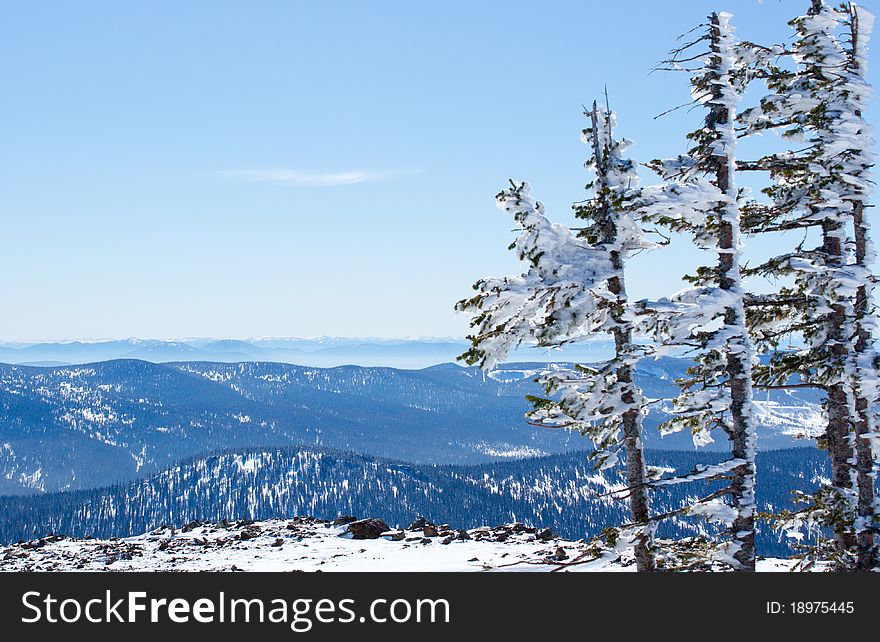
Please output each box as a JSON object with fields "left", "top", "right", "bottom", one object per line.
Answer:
{"left": 852, "top": 193, "right": 877, "bottom": 570}
{"left": 843, "top": 2, "right": 878, "bottom": 571}
{"left": 738, "top": 0, "right": 877, "bottom": 568}
{"left": 824, "top": 215, "right": 857, "bottom": 559}
{"left": 640, "top": 12, "right": 757, "bottom": 571}
{"left": 683, "top": 12, "right": 757, "bottom": 571}
{"left": 456, "top": 104, "right": 657, "bottom": 571}
{"left": 585, "top": 104, "right": 654, "bottom": 572}
{"left": 711, "top": 18, "right": 757, "bottom": 571}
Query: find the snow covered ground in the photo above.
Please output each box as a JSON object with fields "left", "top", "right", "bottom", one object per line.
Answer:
{"left": 0, "top": 517, "right": 804, "bottom": 572}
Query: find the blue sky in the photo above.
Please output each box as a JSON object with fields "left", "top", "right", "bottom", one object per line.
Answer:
{"left": 0, "top": 0, "right": 876, "bottom": 341}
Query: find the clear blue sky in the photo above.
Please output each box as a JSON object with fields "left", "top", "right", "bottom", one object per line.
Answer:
{"left": 0, "top": 0, "right": 876, "bottom": 341}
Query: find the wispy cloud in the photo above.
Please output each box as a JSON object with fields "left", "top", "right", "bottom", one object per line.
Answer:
{"left": 222, "top": 168, "right": 419, "bottom": 187}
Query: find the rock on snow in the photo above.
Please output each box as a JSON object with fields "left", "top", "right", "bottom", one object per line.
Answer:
{"left": 0, "top": 516, "right": 805, "bottom": 572}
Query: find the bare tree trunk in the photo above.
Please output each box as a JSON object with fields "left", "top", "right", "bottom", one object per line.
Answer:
{"left": 821, "top": 219, "right": 857, "bottom": 561}
{"left": 709, "top": 13, "right": 756, "bottom": 571}
{"left": 718, "top": 206, "right": 756, "bottom": 572}
{"left": 848, "top": 6, "right": 876, "bottom": 570}
{"left": 852, "top": 199, "right": 876, "bottom": 570}
{"left": 610, "top": 274, "right": 654, "bottom": 572}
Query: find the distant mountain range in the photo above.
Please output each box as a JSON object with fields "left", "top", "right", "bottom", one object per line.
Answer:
{"left": 0, "top": 445, "right": 829, "bottom": 558}
{"left": 0, "top": 337, "right": 617, "bottom": 369}
{"left": 0, "top": 358, "right": 822, "bottom": 495}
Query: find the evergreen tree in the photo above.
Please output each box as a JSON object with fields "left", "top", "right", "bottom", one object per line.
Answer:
{"left": 456, "top": 103, "right": 658, "bottom": 571}
{"left": 738, "top": 0, "right": 878, "bottom": 568}
{"left": 840, "top": 1, "right": 878, "bottom": 572}
{"left": 639, "top": 12, "right": 758, "bottom": 571}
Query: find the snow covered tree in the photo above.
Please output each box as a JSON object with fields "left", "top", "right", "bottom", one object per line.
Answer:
{"left": 639, "top": 12, "right": 758, "bottom": 571}
{"left": 738, "top": 0, "right": 879, "bottom": 569}
{"left": 837, "top": 1, "right": 879, "bottom": 573}
{"left": 456, "top": 102, "right": 658, "bottom": 571}
{"left": 456, "top": 2, "right": 876, "bottom": 572}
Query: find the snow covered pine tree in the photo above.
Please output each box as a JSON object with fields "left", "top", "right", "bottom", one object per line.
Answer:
{"left": 455, "top": 103, "right": 658, "bottom": 571}
{"left": 843, "top": 0, "right": 880, "bottom": 574}
{"left": 738, "top": 0, "right": 879, "bottom": 569}
{"left": 639, "top": 12, "right": 758, "bottom": 571}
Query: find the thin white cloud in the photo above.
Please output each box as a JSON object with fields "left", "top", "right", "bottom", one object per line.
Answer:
{"left": 222, "top": 168, "right": 418, "bottom": 187}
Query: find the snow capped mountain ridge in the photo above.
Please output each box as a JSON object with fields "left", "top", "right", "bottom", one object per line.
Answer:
{"left": 0, "top": 358, "right": 822, "bottom": 495}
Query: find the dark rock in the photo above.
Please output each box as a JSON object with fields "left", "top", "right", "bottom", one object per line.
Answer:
{"left": 440, "top": 536, "right": 454, "bottom": 545}
{"left": 553, "top": 547, "right": 569, "bottom": 561}
{"left": 21, "top": 539, "right": 45, "bottom": 550}
{"left": 332, "top": 515, "right": 358, "bottom": 525}
{"left": 386, "top": 531, "right": 406, "bottom": 541}
{"left": 345, "top": 518, "right": 391, "bottom": 540}
{"left": 409, "top": 516, "right": 429, "bottom": 530}
{"left": 457, "top": 530, "right": 471, "bottom": 540}
{"left": 182, "top": 521, "right": 202, "bottom": 533}
{"left": 271, "top": 538, "right": 284, "bottom": 547}
{"left": 536, "top": 528, "right": 555, "bottom": 542}
{"left": 423, "top": 524, "right": 440, "bottom": 537}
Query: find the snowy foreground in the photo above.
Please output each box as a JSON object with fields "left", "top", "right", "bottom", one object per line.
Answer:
{"left": 0, "top": 517, "right": 804, "bottom": 572}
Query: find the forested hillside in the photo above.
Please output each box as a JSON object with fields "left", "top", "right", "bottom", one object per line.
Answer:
{"left": 0, "top": 446, "right": 830, "bottom": 558}
{"left": 0, "top": 359, "right": 820, "bottom": 494}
